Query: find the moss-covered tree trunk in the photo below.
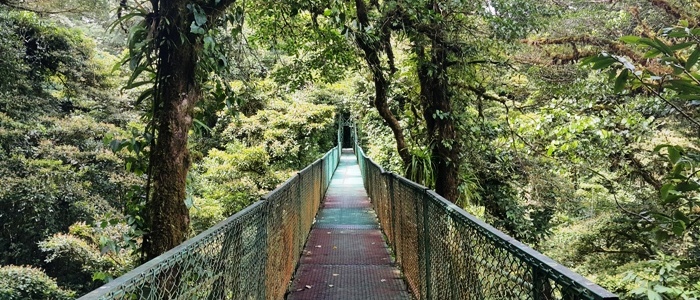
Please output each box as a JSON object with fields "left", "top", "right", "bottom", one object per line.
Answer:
{"left": 142, "top": 0, "right": 237, "bottom": 260}
{"left": 353, "top": 0, "right": 412, "bottom": 167}
{"left": 142, "top": 0, "right": 198, "bottom": 260}
{"left": 416, "top": 42, "right": 460, "bottom": 203}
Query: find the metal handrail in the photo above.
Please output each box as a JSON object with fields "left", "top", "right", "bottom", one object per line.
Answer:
{"left": 352, "top": 125, "right": 619, "bottom": 300}
{"left": 78, "top": 124, "right": 344, "bottom": 300}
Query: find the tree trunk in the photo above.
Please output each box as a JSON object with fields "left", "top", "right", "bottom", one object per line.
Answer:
{"left": 143, "top": 0, "right": 199, "bottom": 260}
{"left": 353, "top": 0, "right": 412, "bottom": 167}
{"left": 416, "top": 43, "right": 460, "bottom": 202}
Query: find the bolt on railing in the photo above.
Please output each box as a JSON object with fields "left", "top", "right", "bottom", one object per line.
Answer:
{"left": 352, "top": 127, "right": 619, "bottom": 300}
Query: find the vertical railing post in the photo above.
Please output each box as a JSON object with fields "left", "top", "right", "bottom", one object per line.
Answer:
{"left": 261, "top": 200, "right": 269, "bottom": 300}
{"left": 533, "top": 267, "right": 554, "bottom": 300}
{"left": 423, "top": 191, "right": 432, "bottom": 300}
{"left": 296, "top": 172, "right": 303, "bottom": 255}
{"left": 415, "top": 187, "right": 431, "bottom": 300}
{"left": 258, "top": 205, "right": 268, "bottom": 299}
{"left": 389, "top": 173, "right": 398, "bottom": 262}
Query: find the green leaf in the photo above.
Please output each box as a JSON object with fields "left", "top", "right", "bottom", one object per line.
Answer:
{"left": 126, "top": 64, "right": 149, "bottom": 87}
{"left": 111, "top": 55, "right": 128, "bottom": 73}
{"left": 135, "top": 88, "right": 154, "bottom": 106}
{"left": 661, "top": 194, "right": 682, "bottom": 205}
{"left": 194, "top": 8, "right": 207, "bottom": 26}
{"left": 645, "top": 38, "right": 673, "bottom": 56}
{"left": 672, "top": 220, "right": 686, "bottom": 236}
{"left": 647, "top": 288, "right": 663, "bottom": 300}
{"left": 644, "top": 48, "right": 662, "bottom": 58}
{"left": 125, "top": 80, "right": 152, "bottom": 90}
{"left": 670, "top": 42, "right": 694, "bottom": 51}
{"left": 675, "top": 181, "right": 700, "bottom": 192}
{"left": 674, "top": 210, "right": 691, "bottom": 224}
{"left": 630, "top": 287, "right": 646, "bottom": 295}
{"left": 620, "top": 35, "right": 641, "bottom": 44}
{"left": 193, "top": 119, "right": 213, "bottom": 133}
{"left": 580, "top": 55, "right": 600, "bottom": 65}
{"left": 653, "top": 144, "right": 673, "bottom": 153}
{"left": 660, "top": 183, "right": 673, "bottom": 199}
{"left": 614, "top": 69, "right": 629, "bottom": 93}
{"left": 668, "top": 146, "right": 681, "bottom": 164}
{"left": 653, "top": 285, "right": 673, "bottom": 293}
{"left": 592, "top": 57, "right": 618, "bottom": 70}
{"left": 656, "top": 230, "right": 670, "bottom": 241}
{"left": 92, "top": 272, "right": 109, "bottom": 282}
{"left": 667, "top": 80, "right": 700, "bottom": 94}
{"left": 190, "top": 22, "right": 206, "bottom": 34}
{"left": 686, "top": 47, "right": 700, "bottom": 70}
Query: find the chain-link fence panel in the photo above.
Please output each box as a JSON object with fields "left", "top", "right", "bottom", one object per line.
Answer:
{"left": 79, "top": 146, "right": 340, "bottom": 300}
{"left": 78, "top": 201, "right": 268, "bottom": 300}
{"left": 352, "top": 126, "right": 618, "bottom": 300}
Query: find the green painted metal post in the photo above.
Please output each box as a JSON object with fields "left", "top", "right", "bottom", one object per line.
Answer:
{"left": 389, "top": 173, "right": 398, "bottom": 262}
{"left": 261, "top": 201, "right": 269, "bottom": 300}
{"left": 297, "top": 172, "right": 303, "bottom": 256}
{"left": 423, "top": 192, "right": 432, "bottom": 300}
{"left": 533, "top": 267, "right": 554, "bottom": 300}
{"left": 257, "top": 209, "right": 268, "bottom": 298}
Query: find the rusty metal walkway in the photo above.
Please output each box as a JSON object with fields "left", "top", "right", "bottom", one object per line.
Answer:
{"left": 287, "top": 149, "right": 412, "bottom": 300}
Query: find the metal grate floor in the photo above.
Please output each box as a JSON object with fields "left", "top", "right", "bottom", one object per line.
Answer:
{"left": 287, "top": 150, "right": 412, "bottom": 300}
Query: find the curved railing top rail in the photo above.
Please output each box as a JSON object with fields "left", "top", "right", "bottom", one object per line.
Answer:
{"left": 352, "top": 126, "right": 618, "bottom": 300}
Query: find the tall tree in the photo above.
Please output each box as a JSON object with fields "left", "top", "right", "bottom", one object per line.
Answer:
{"left": 253, "top": 0, "right": 542, "bottom": 202}
{"left": 349, "top": 0, "right": 541, "bottom": 202}
{"left": 119, "top": 0, "right": 239, "bottom": 259}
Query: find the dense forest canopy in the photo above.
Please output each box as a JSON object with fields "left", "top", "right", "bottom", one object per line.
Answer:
{"left": 0, "top": 0, "right": 699, "bottom": 299}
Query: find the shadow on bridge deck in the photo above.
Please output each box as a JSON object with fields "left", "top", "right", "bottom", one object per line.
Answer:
{"left": 287, "top": 149, "right": 412, "bottom": 300}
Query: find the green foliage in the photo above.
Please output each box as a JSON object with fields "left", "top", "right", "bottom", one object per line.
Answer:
{"left": 39, "top": 221, "right": 138, "bottom": 293}
{"left": 5, "top": 0, "right": 700, "bottom": 298}
{"left": 0, "top": 265, "right": 75, "bottom": 300}
{"left": 0, "top": 6, "right": 142, "bottom": 296}
{"left": 650, "top": 145, "right": 700, "bottom": 241}
{"left": 188, "top": 87, "right": 338, "bottom": 233}
{"left": 0, "top": 10, "right": 106, "bottom": 94}
{"left": 189, "top": 197, "right": 225, "bottom": 234}
{"left": 623, "top": 255, "right": 700, "bottom": 300}
{"left": 220, "top": 98, "right": 336, "bottom": 169}
{"left": 407, "top": 146, "right": 435, "bottom": 188}
{"left": 573, "top": 20, "right": 700, "bottom": 299}
{"left": 247, "top": 0, "right": 357, "bottom": 89}
{"left": 194, "top": 143, "right": 278, "bottom": 216}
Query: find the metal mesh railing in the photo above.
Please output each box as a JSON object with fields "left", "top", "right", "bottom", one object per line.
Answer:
{"left": 79, "top": 146, "right": 340, "bottom": 300}
{"left": 352, "top": 129, "right": 619, "bottom": 300}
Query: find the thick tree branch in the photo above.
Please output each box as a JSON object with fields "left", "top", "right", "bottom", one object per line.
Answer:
{"left": 524, "top": 35, "right": 651, "bottom": 66}
{"left": 353, "top": 0, "right": 411, "bottom": 166}
{"left": 648, "top": 0, "right": 690, "bottom": 24}
{"left": 624, "top": 153, "right": 662, "bottom": 190}
{"left": 0, "top": 0, "right": 85, "bottom": 14}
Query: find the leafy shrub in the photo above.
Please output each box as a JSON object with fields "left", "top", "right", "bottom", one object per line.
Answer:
{"left": 0, "top": 265, "right": 74, "bottom": 300}
{"left": 195, "top": 144, "right": 278, "bottom": 215}
{"left": 220, "top": 98, "right": 335, "bottom": 169}
{"left": 190, "top": 197, "right": 226, "bottom": 234}
{"left": 39, "top": 222, "right": 138, "bottom": 294}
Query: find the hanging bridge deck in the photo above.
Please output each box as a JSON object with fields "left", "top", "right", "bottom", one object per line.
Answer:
{"left": 287, "top": 150, "right": 411, "bottom": 300}
{"left": 78, "top": 131, "right": 618, "bottom": 300}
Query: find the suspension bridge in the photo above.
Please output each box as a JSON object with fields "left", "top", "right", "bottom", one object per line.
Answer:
{"left": 79, "top": 123, "right": 618, "bottom": 300}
